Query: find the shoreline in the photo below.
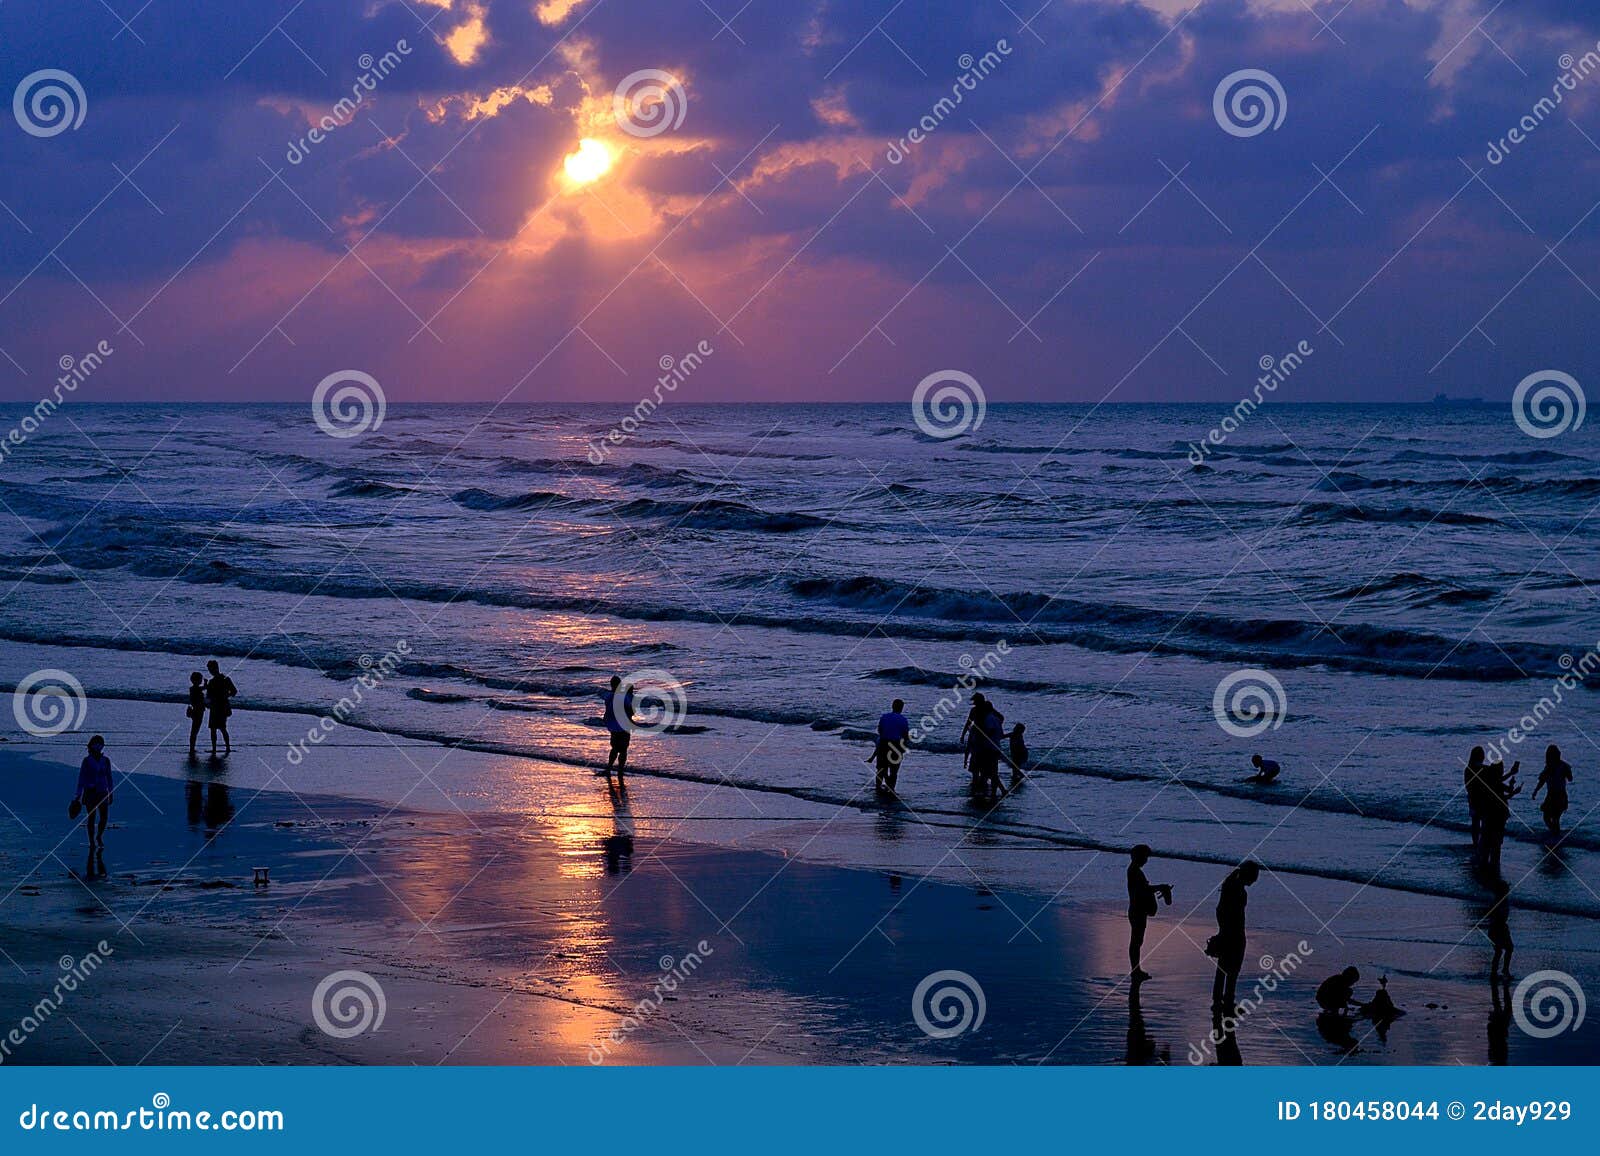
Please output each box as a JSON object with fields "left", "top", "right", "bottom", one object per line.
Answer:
{"left": 2, "top": 736, "right": 1596, "bottom": 1065}
{"left": 1, "top": 665, "right": 1594, "bottom": 921}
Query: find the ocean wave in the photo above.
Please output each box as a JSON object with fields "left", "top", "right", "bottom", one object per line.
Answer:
{"left": 1294, "top": 501, "right": 1498, "bottom": 527}
{"left": 447, "top": 487, "right": 828, "bottom": 532}
{"left": 331, "top": 478, "right": 415, "bottom": 499}
{"left": 1331, "top": 571, "right": 1497, "bottom": 607}
{"left": 778, "top": 574, "right": 1569, "bottom": 680}
{"left": 1388, "top": 448, "right": 1584, "bottom": 465}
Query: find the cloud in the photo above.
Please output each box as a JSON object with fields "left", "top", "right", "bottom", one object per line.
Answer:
{"left": 0, "top": 0, "right": 1598, "bottom": 402}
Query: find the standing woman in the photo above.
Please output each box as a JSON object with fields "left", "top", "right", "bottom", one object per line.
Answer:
{"left": 74, "top": 735, "right": 115, "bottom": 871}
{"left": 185, "top": 671, "right": 206, "bottom": 755}
{"left": 205, "top": 659, "right": 238, "bottom": 756}
{"left": 1532, "top": 744, "right": 1574, "bottom": 835}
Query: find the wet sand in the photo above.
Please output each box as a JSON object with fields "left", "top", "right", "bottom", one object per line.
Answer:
{"left": 1, "top": 732, "right": 1596, "bottom": 1065}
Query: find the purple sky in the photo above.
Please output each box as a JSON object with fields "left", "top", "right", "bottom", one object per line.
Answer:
{"left": 1, "top": 0, "right": 1598, "bottom": 403}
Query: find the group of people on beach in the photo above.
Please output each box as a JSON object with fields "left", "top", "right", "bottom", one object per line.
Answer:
{"left": 183, "top": 660, "right": 238, "bottom": 757}
{"left": 869, "top": 692, "right": 1026, "bottom": 799}
{"left": 1464, "top": 743, "right": 1574, "bottom": 856}
{"left": 59, "top": 661, "right": 239, "bottom": 871}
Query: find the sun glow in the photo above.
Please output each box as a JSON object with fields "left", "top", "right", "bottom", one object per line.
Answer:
{"left": 563, "top": 138, "right": 614, "bottom": 185}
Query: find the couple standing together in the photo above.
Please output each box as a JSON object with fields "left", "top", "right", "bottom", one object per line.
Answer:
{"left": 185, "top": 660, "right": 239, "bottom": 756}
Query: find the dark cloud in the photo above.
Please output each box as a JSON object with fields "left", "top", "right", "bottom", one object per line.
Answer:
{"left": 1, "top": 0, "right": 1598, "bottom": 401}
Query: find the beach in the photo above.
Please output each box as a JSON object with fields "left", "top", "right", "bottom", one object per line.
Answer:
{"left": 1, "top": 698, "right": 1595, "bottom": 1066}
{"left": 2, "top": 403, "right": 1598, "bottom": 1065}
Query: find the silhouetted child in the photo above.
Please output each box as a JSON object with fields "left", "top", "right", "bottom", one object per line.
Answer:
{"left": 1008, "top": 723, "right": 1027, "bottom": 784}
{"left": 1486, "top": 880, "right": 1514, "bottom": 978}
{"left": 186, "top": 672, "right": 206, "bottom": 754}
{"left": 1125, "top": 844, "right": 1172, "bottom": 981}
{"left": 1248, "top": 754, "right": 1280, "bottom": 783}
{"left": 1315, "top": 966, "right": 1363, "bottom": 1014}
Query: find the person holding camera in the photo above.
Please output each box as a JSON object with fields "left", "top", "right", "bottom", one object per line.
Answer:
{"left": 1126, "top": 844, "right": 1172, "bottom": 981}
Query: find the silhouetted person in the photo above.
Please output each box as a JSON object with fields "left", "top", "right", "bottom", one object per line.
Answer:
{"left": 1008, "top": 722, "right": 1028, "bottom": 785}
{"left": 1533, "top": 743, "right": 1573, "bottom": 835}
{"left": 73, "top": 734, "right": 114, "bottom": 876}
{"left": 971, "top": 703, "right": 1008, "bottom": 799}
{"left": 1210, "top": 860, "right": 1259, "bottom": 1010}
{"left": 1464, "top": 745, "right": 1487, "bottom": 849}
{"left": 1479, "top": 758, "right": 1520, "bottom": 871}
{"left": 1485, "top": 879, "right": 1514, "bottom": 978}
{"left": 959, "top": 692, "right": 988, "bottom": 773}
{"left": 602, "top": 676, "right": 634, "bottom": 778}
{"left": 1248, "top": 754, "right": 1280, "bottom": 783}
{"left": 873, "top": 699, "right": 910, "bottom": 793}
{"left": 1315, "top": 966, "right": 1363, "bottom": 1014}
{"left": 185, "top": 671, "right": 206, "bottom": 754}
{"left": 205, "top": 660, "right": 237, "bottom": 756}
{"left": 1126, "top": 844, "right": 1172, "bottom": 980}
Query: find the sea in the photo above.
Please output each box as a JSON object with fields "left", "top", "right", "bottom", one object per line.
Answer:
{"left": 1, "top": 401, "right": 1597, "bottom": 925}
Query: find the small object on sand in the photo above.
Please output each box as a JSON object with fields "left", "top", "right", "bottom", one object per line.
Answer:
{"left": 252, "top": 866, "right": 270, "bottom": 887}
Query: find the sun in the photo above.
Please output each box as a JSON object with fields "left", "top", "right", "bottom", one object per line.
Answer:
{"left": 563, "top": 138, "right": 614, "bottom": 185}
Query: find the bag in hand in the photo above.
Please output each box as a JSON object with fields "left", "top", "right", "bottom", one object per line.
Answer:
{"left": 68, "top": 798, "right": 82, "bottom": 820}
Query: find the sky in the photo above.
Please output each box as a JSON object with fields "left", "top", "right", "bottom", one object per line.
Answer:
{"left": 1, "top": 0, "right": 1598, "bottom": 404}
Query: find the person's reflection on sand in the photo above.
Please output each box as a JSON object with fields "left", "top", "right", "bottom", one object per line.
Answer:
{"left": 1316, "top": 1010, "right": 1360, "bottom": 1055}
{"left": 1488, "top": 977, "right": 1511, "bottom": 1065}
{"left": 185, "top": 779, "right": 204, "bottom": 827}
{"left": 1123, "top": 982, "right": 1167, "bottom": 1065}
{"left": 603, "top": 780, "right": 634, "bottom": 875}
{"left": 873, "top": 806, "right": 906, "bottom": 843}
{"left": 203, "top": 782, "right": 234, "bottom": 834}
